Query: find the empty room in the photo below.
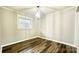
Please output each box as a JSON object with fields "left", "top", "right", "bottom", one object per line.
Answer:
{"left": 0, "top": 6, "right": 79, "bottom": 53}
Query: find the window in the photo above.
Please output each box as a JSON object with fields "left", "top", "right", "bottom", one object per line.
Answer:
{"left": 17, "top": 15, "right": 32, "bottom": 30}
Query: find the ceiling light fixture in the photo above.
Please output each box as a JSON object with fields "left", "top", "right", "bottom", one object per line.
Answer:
{"left": 35, "top": 6, "right": 40, "bottom": 18}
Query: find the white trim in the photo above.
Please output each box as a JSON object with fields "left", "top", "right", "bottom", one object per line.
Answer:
{"left": 0, "top": 6, "right": 17, "bottom": 12}
{"left": 0, "top": 6, "right": 27, "bottom": 16}
{"left": 74, "top": 7, "right": 78, "bottom": 45}
{"left": 38, "top": 36, "right": 77, "bottom": 48}
{"left": 1, "top": 36, "right": 39, "bottom": 47}
{"left": 60, "top": 6, "right": 76, "bottom": 12}
{"left": 1, "top": 36, "right": 77, "bottom": 48}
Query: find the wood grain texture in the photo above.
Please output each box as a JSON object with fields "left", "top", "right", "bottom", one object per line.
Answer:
{"left": 2, "top": 37, "right": 77, "bottom": 53}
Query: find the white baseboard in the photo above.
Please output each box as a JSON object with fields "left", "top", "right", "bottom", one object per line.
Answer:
{"left": 38, "top": 36, "right": 77, "bottom": 48}
{"left": 1, "top": 36, "right": 39, "bottom": 47}
{"left": 1, "top": 36, "right": 77, "bottom": 48}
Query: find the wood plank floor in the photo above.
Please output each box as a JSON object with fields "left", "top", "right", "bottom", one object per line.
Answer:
{"left": 2, "top": 37, "right": 77, "bottom": 53}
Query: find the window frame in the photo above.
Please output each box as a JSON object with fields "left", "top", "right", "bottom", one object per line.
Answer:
{"left": 17, "top": 14, "right": 32, "bottom": 30}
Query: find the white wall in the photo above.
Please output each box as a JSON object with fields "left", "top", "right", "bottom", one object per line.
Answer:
{"left": 61, "top": 7, "right": 75, "bottom": 44}
{"left": 77, "top": 12, "right": 79, "bottom": 52}
{"left": 0, "top": 7, "right": 76, "bottom": 48}
{"left": 0, "top": 7, "right": 17, "bottom": 45}
{"left": 75, "top": 10, "right": 79, "bottom": 52}
{"left": 41, "top": 13, "right": 54, "bottom": 40}
{"left": 40, "top": 11, "right": 62, "bottom": 41}
{"left": 0, "top": 8, "right": 2, "bottom": 52}
{"left": 40, "top": 7, "right": 76, "bottom": 45}
{"left": 0, "top": 7, "right": 38, "bottom": 45}
{"left": 54, "top": 11, "right": 62, "bottom": 41}
{"left": 32, "top": 18, "right": 41, "bottom": 36}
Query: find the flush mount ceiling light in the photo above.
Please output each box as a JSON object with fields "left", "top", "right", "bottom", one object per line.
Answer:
{"left": 35, "top": 6, "right": 40, "bottom": 18}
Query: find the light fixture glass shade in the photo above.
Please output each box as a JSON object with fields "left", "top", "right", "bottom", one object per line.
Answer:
{"left": 35, "top": 8, "right": 40, "bottom": 18}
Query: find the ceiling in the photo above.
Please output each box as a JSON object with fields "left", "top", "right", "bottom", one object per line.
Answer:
{"left": 6, "top": 6, "right": 74, "bottom": 18}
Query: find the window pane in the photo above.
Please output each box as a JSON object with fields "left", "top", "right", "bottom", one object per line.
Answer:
{"left": 17, "top": 15, "right": 32, "bottom": 30}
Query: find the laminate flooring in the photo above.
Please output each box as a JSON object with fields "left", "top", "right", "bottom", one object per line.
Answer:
{"left": 20, "top": 38, "right": 77, "bottom": 53}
